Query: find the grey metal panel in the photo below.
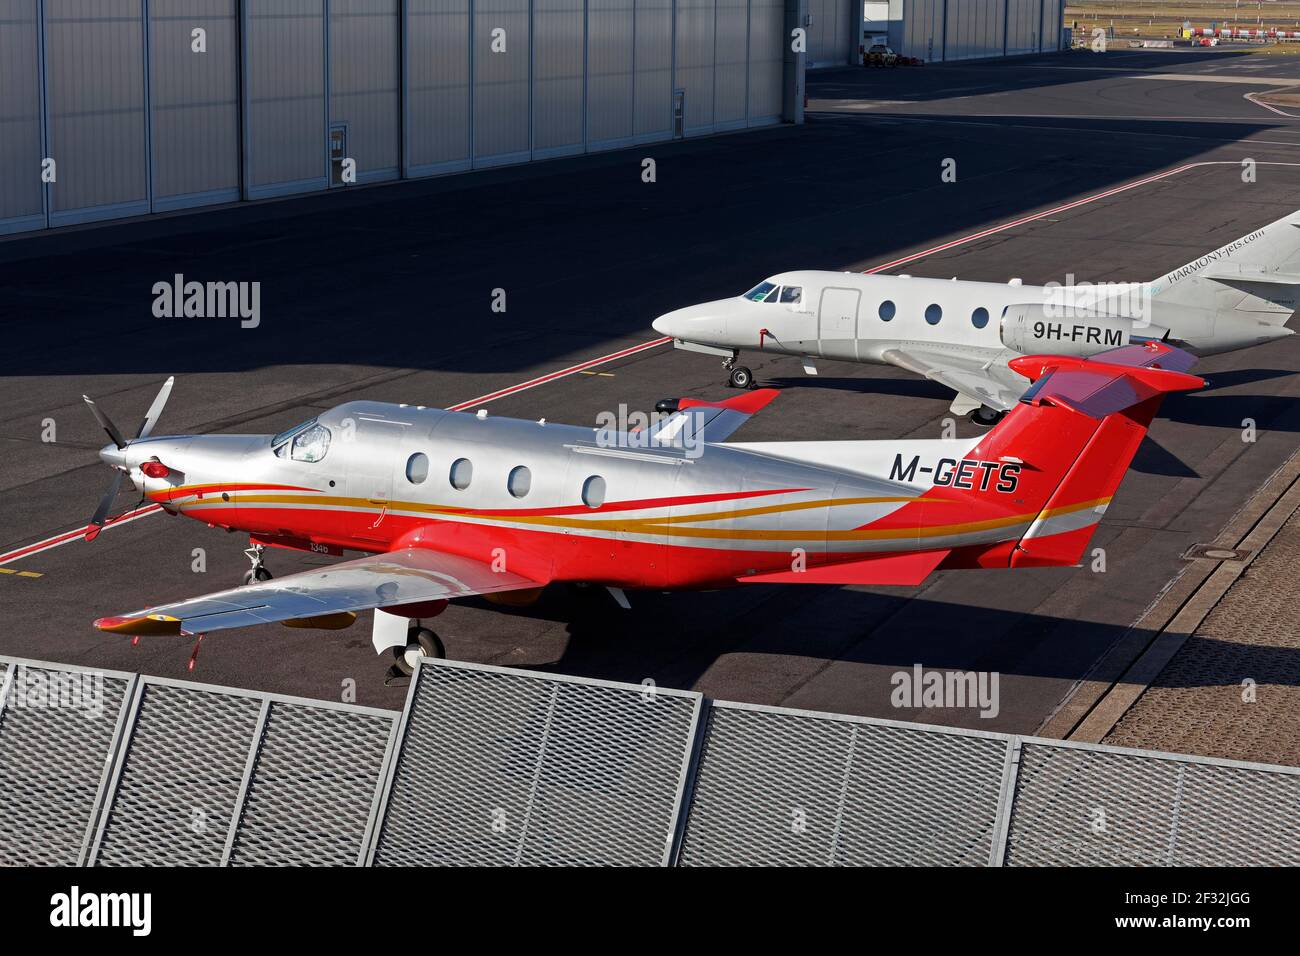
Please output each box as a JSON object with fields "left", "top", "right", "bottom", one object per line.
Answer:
{"left": 1005, "top": 0, "right": 1034, "bottom": 55}
{"left": 0, "top": 0, "right": 46, "bottom": 233}
{"left": 675, "top": 0, "right": 714, "bottom": 133}
{"left": 149, "top": 0, "right": 241, "bottom": 211}
{"left": 44, "top": 0, "right": 149, "bottom": 224}
{"left": 91, "top": 682, "right": 263, "bottom": 866}
{"left": 227, "top": 701, "right": 396, "bottom": 866}
{"left": 1004, "top": 741, "right": 1300, "bottom": 866}
{"left": 532, "top": 0, "right": 584, "bottom": 157}
{"left": 371, "top": 659, "right": 702, "bottom": 866}
{"left": 244, "top": 0, "right": 326, "bottom": 197}
{"left": 713, "top": 0, "right": 747, "bottom": 127}
{"left": 677, "top": 702, "right": 1010, "bottom": 866}
{"left": 0, "top": 659, "right": 134, "bottom": 866}
{"left": 632, "top": 0, "right": 671, "bottom": 138}
{"left": 747, "top": 0, "right": 782, "bottom": 123}
{"left": 330, "top": 0, "right": 400, "bottom": 182}
{"left": 474, "top": 0, "right": 530, "bottom": 163}
{"left": 406, "top": 0, "right": 471, "bottom": 174}
{"left": 586, "top": 0, "right": 634, "bottom": 148}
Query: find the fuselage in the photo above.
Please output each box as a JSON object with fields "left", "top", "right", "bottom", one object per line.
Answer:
{"left": 651, "top": 270, "right": 1289, "bottom": 364}
{"left": 105, "top": 401, "right": 1053, "bottom": 590}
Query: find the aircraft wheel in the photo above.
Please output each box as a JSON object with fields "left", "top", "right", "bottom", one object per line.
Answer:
{"left": 728, "top": 366, "right": 754, "bottom": 389}
{"left": 391, "top": 627, "right": 446, "bottom": 675}
{"left": 241, "top": 566, "right": 273, "bottom": 586}
{"left": 968, "top": 406, "right": 1004, "bottom": 427}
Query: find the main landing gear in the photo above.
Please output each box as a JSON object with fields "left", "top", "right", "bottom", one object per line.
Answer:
{"left": 968, "top": 406, "right": 1005, "bottom": 427}
{"left": 387, "top": 626, "right": 446, "bottom": 681}
{"left": 241, "top": 543, "right": 273, "bottom": 586}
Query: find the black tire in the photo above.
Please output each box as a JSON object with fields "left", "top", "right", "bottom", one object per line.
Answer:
{"left": 968, "top": 406, "right": 1004, "bottom": 427}
{"left": 728, "top": 366, "right": 754, "bottom": 389}
{"left": 391, "top": 627, "right": 446, "bottom": 675}
{"left": 241, "top": 566, "right": 272, "bottom": 586}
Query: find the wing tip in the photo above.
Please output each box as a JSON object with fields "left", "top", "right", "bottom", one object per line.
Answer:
{"left": 95, "top": 614, "right": 182, "bottom": 636}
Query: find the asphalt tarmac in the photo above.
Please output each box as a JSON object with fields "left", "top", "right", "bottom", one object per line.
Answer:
{"left": 2, "top": 47, "right": 1297, "bottom": 731}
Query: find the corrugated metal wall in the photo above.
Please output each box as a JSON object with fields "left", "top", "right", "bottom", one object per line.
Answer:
{"left": 45, "top": 0, "right": 150, "bottom": 225}
{"left": 633, "top": 0, "right": 672, "bottom": 139}
{"left": 897, "top": 0, "right": 1062, "bottom": 62}
{"left": 533, "top": 0, "right": 585, "bottom": 158}
{"left": 944, "top": 0, "right": 1002, "bottom": 61}
{"left": 747, "top": 0, "right": 783, "bottom": 123}
{"left": 806, "top": 0, "right": 850, "bottom": 68}
{"left": 150, "top": 0, "right": 241, "bottom": 211}
{"left": 587, "top": 0, "right": 634, "bottom": 148}
{"left": 330, "top": 0, "right": 400, "bottom": 183}
{"left": 0, "top": 0, "right": 46, "bottom": 234}
{"left": 2, "top": 0, "right": 792, "bottom": 235}
{"left": 244, "top": 0, "right": 327, "bottom": 198}
{"left": 406, "top": 0, "right": 471, "bottom": 176}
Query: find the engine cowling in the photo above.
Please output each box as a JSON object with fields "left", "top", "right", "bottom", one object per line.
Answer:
{"left": 1000, "top": 305, "right": 1168, "bottom": 357}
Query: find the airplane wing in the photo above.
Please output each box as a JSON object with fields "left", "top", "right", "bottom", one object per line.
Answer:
{"left": 94, "top": 547, "right": 544, "bottom": 636}
{"left": 880, "top": 346, "right": 1026, "bottom": 412}
{"left": 648, "top": 388, "right": 780, "bottom": 445}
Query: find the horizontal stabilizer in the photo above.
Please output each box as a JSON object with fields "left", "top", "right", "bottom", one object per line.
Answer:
{"left": 1010, "top": 343, "right": 1203, "bottom": 420}
{"left": 650, "top": 388, "right": 779, "bottom": 445}
{"left": 737, "top": 549, "right": 949, "bottom": 586}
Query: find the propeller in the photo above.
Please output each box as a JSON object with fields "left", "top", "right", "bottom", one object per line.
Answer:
{"left": 83, "top": 376, "right": 175, "bottom": 542}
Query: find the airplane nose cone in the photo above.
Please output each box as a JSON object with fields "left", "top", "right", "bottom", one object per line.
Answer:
{"left": 99, "top": 443, "right": 127, "bottom": 468}
{"left": 653, "top": 302, "right": 728, "bottom": 342}
{"left": 652, "top": 314, "right": 671, "bottom": 336}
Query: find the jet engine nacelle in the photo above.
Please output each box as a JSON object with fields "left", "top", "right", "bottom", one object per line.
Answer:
{"left": 1000, "top": 305, "right": 1168, "bottom": 357}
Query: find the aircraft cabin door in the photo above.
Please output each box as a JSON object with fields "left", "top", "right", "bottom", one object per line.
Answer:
{"left": 818, "top": 287, "right": 861, "bottom": 361}
{"left": 346, "top": 416, "right": 406, "bottom": 542}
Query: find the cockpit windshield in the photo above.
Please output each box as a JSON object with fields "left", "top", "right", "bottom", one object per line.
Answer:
{"left": 742, "top": 281, "right": 779, "bottom": 302}
{"left": 273, "top": 418, "right": 317, "bottom": 447}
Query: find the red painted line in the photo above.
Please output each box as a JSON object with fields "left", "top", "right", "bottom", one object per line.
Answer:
{"left": 863, "top": 162, "right": 1206, "bottom": 274}
{"left": 445, "top": 336, "right": 672, "bottom": 411}
{"left": 0, "top": 505, "right": 160, "bottom": 566}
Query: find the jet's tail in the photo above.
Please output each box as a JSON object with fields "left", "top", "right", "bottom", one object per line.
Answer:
{"left": 1152, "top": 208, "right": 1300, "bottom": 328}
{"left": 961, "top": 342, "right": 1203, "bottom": 569}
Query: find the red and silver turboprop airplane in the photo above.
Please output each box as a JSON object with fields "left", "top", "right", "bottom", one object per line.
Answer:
{"left": 84, "top": 342, "right": 1203, "bottom": 678}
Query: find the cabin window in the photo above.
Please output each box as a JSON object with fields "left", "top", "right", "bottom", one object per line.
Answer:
{"left": 879, "top": 300, "right": 895, "bottom": 321}
{"left": 582, "top": 475, "right": 606, "bottom": 509}
{"left": 508, "top": 465, "right": 532, "bottom": 499}
{"left": 925, "top": 304, "right": 943, "bottom": 325}
{"left": 290, "top": 424, "right": 331, "bottom": 463}
{"left": 743, "top": 281, "right": 777, "bottom": 302}
{"left": 779, "top": 286, "right": 802, "bottom": 304}
{"left": 971, "top": 307, "right": 990, "bottom": 329}
{"left": 406, "top": 453, "right": 429, "bottom": 484}
{"left": 449, "top": 458, "right": 473, "bottom": 490}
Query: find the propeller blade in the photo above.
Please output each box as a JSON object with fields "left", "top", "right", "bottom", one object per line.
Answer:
{"left": 83, "top": 395, "right": 127, "bottom": 450}
{"left": 86, "top": 470, "right": 125, "bottom": 542}
{"left": 135, "top": 375, "right": 175, "bottom": 440}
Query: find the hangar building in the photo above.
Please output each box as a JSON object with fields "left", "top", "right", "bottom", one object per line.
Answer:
{"left": 0, "top": 0, "right": 803, "bottom": 235}
{"left": 807, "top": 0, "right": 1067, "bottom": 69}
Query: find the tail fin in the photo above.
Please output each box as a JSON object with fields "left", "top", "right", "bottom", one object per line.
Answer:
{"left": 1153, "top": 208, "right": 1300, "bottom": 327}
{"left": 969, "top": 343, "right": 1203, "bottom": 568}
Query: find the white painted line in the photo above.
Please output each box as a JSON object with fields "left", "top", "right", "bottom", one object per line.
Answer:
{"left": 1245, "top": 90, "right": 1299, "bottom": 117}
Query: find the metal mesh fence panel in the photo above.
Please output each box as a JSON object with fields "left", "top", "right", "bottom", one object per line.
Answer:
{"left": 0, "top": 660, "right": 130, "bottom": 865}
{"left": 1004, "top": 742, "right": 1300, "bottom": 866}
{"left": 92, "top": 683, "right": 262, "bottom": 866}
{"left": 677, "top": 704, "right": 1010, "bottom": 866}
{"left": 371, "top": 661, "right": 700, "bottom": 866}
{"left": 228, "top": 702, "right": 395, "bottom": 866}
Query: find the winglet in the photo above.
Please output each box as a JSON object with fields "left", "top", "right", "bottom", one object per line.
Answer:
{"left": 678, "top": 388, "right": 780, "bottom": 415}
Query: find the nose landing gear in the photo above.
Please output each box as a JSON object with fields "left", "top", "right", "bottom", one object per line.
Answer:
{"left": 723, "top": 355, "right": 753, "bottom": 390}
{"left": 241, "top": 544, "right": 273, "bottom": 586}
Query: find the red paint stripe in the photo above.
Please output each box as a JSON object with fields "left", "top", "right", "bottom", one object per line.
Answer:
{"left": 863, "top": 163, "right": 1205, "bottom": 275}
{"left": 0, "top": 505, "right": 160, "bottom": 566}
{"left": 445, "top": 337, "right": 672, "bottom": 411}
